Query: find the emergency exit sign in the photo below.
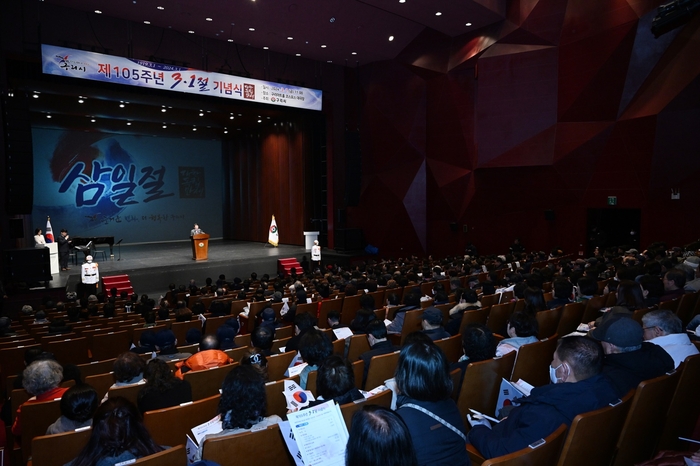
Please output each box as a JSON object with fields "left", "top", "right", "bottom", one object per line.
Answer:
{"left": 608, "top": 196, "right": 617, "bottom": 206}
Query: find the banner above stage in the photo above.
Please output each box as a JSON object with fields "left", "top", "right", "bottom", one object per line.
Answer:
{"left": 41, "top": 44, "right": 323, "bottom": 111}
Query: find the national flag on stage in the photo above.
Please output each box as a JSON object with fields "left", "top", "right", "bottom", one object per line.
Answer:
{"left": 268, "top": 215, "right": 279, "bottom": 247}
{"left": 45, "top": 217, "right": 55, "bottom": 243}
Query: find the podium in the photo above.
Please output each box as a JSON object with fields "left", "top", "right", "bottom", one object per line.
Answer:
{"left": 191, "top": 234, "right": 210, "bottom": 260}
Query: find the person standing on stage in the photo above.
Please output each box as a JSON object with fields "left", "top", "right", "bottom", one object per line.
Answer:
{"left": 190, "top": 223, "right": 204, "bottom": 236}
{"left": 57, "top": 229, "right": 71, "bottom": 271}
{"left": 311, "top": 240, "right": 321, "bottom": 269}
{"left": 34, "top": 228, "right": 47, "bottom": 248}
{"left": 81, "top": 255, "right": 99, "bottom": 297}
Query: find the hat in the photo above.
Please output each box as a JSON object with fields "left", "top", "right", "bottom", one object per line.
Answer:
{"left": 217, "top": 325, "right": 236, "bottom": 343}
{"left": 422, "top": 307, "right": 443, "bottom": 326}
{"left": 155, "top": 329, "right": 176, "bottom": 348}
{"left": 88, "top": 295, "right": 98, "bottom": 302}
{"left": 684, "top": 256, "right": 700, "bottom": 269}
{"left": 261, "top": 307, "right": 276, "bottom": 321}
{"left": 86, "top": 255, "right": 93, "bottom": 262}
{"left": 224, "top": 317, "right": 240, "bottom": 335}
{"left": 624, "top": 249, "right": 638, "bottom": 255}
{"left": 590, "top": 314, "right": 642, "bottom": 348}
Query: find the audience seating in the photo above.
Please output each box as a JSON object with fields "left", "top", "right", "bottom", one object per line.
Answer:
{"left": 397, "top": 309, "right": 424, "bottom": 345}
{"left": 267, "top": 351, "right": 298, "bottom": 381}
{"left": 76, "top": 358, "right": 116, "bottom": 379}
{"left": 91, "top": 331, "right": 131, "bottom": 361}
{"left": 131, "top": 325, "right": 166, "bottom": 346}
{"left": 318, "top": 298, "right": 343, "bottom": 329}
{"left": 331, "top": 337, "right": 345, "bottom": 356}
{"left": 346, "top": 335, "right": 370, "bottom": 363}
{"left": 478, "top": 424, "right": 568, "bottom": 466}
{"left": 459, "top": 307, "right": 491, "bottom": 335}
{"left": 233, "top": 333, "right": 251, "bottom": 348}
{"left": 264, "top": 376, "right": 300, "bottom": 418}
{"left": 143, "top": 394, "right": 220, "bottom": 447}
{"left": 536, "top": 307, "right": 562, "bottom": 340}
{"left": 275, "top": 326, "right": 294, "bottom": 339}
{"left": 340, "top": 295, "right": 362, "bottom": 326}
{"left": 47, "top": 337, "right": 90, "bottom": 365}
{"left": 657, "top": 353, "right": 700, "bottom": 451}
{"left": 107, "top": 382, "right": 143, "bottom": 406}
{"left": 339, "top": 389, "right": 393, "bottom": 428}
{"left": 364, "top": 350, "right": 400, "bottom": 390}
{"left": 201, "top": 424, "right": 294, "bottom": 465}
{"left": 133, "top": 444, "right": 186, "bottom": 465}
{"left": 20, "top": 398, "right": 64, "bottom": 463}
{"left": 271, "top": 337, "right": 292, "bottom": 353}
{"left": 224, "top": 346, "right": 249, "bottom": 362}
{"left": 203, "top": 316, "right": 230, "bottom": 337}
{"left": 29, "top": 427, "right": 92, "bottom": 466}
{"left": 457, "top": 351, "right": 517, "bottom": 426}
{"left": 675, "top": 292, "right": 699, "bottom": 325}
{"left": 351, "top": 360, "right": 364, "bottom": 390}
{"left": 510, "top": 335, "right": 558, "bottom": 387}
{"left": 84, "top": 372, "right": 115, "bottom": 401}
{"left": 580, "top": 295, "right": 607, "bottom": 324}
{"left": 434, "top": 334, "right": 462, "bottom": 364}
{"left": 556, "top": 302, "right": 584, "bottom": 337}
{"left": 183, "top": 362, "right": 238, "bottom": 401}
{"left": 612, "top": 370, "right": 682, "bottom": 466}
{"left": 555, "top": 392, "right": 633, "bottom": 466}
{"left": 171, "top": 320, "right": 202, "bottom": 345}
{"left": 486, "top": 302, "right": 515, "bottom": 335}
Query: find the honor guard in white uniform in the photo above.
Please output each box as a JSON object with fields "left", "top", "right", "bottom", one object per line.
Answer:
{"left": 311, "top": 240, "right": 322, "bottom": 269}
{"left": 81, "top": 255, "right": 100, "bottom": 297}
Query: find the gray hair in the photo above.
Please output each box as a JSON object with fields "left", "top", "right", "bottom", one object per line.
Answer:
{"left": 22, "top": 360, "right": 63, "bottom": 396}
{"left": 642, "top": 310, "right": 683, "bottom": 335}
{"left": 617, "top": 344, "right": 643, "bottom": 353}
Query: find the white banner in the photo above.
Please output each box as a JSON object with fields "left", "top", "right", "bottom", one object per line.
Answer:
{"left": 42, "top": 44, "right": 322, "bottom": 111}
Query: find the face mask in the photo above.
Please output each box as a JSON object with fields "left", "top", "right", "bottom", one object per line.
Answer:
{"left": 549, "top": 363, "right": 563, "bottom": 384}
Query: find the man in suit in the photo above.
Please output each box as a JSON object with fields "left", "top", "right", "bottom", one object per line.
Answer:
{"left": 57, "top": 229, "right": 71, "bottom": 271}
{"left": 359, "top": 319, "right": 398, "bottom": 387}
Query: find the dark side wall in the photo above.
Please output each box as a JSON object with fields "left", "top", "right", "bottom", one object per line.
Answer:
{"left": 346, "top": 0, "right": 700, "bottom": 257}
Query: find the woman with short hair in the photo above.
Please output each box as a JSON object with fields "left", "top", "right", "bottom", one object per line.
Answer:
{"left": 394, "top": 341, "right": 470, "bottom": 466}
{"left": 137, "top": 358, "right": 192, "bottom": 414}
{"left": 12, "top": 359, "right": 69, "bottom": 438}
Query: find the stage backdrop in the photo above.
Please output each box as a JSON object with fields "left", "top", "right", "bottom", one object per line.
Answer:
{"left": 32, "top": 128, "right": 223, "bottom": 243}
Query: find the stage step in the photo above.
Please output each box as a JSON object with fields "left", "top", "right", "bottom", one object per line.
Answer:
{"left": 277, "top": 258, "right": 302, "bottom": 277}
{"left": 102, "top": 274, "right": 134, "bottom": 295}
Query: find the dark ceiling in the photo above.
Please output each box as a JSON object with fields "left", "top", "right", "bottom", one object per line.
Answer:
{"left": 44, "top": 0, "right": 506, "bottom": 64}
{"left": 20, "top": 0, "right": 505, "bottom": 139}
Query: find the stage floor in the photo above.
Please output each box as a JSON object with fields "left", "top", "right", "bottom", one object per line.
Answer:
{"left": 61, "top": 239, "right": 310, "bottom": 298}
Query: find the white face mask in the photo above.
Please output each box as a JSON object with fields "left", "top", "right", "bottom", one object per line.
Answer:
{"left": 549, "top": 363, "right": 563, "bottom": 384}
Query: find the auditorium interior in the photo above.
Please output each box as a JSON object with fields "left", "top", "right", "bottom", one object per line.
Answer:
{"left": 0, "top": 0, "right": 699, "bottom": 464}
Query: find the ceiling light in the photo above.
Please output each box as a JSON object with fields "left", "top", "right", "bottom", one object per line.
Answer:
{"left": 162, "top": 125, "right": 167, "bottom": 129}
{"left": 263, "top": 46, "right": 269, "bottom": 50}
{"left": 435, "top": 11, "right": 442, "bottom": 16}
{"left": 188, "top": 30, "right": 195, "bottom": 34}
{"left": 199, "top": 112, "right": 204, "bottom": 116}
{"left": 32, "top": 94, "right": 39, "bottom": 99}
{"left": 257, "top": 119, "right": 262, "bottom": 123}
{"left": 321, "top": 44, "right": 327, "bottom": 48}
{"left": 91, "top": 119, "right": 96, "bottom": 123}
{"left": 224, "top": 130, "right": 228, "bottom": 134}
{"left": 228, "top": 39, "right": 234, "bottom": 42}
{"left": 205, "top": 18, "right": 213, "bottom": 21}
{"left": 399, "top": 0, "right": 405, "bottom": 2}
{"left": 229, "top": 116, "right": 234, "bottom": 119}
{"left": 119, "top": 103, "right": 125, "bottom": 108}
{"left": 157, "top": 6, "right": 164, "bottom": 10}
{"left": 351, "top": 51, "right": 357, "bottom": 55}
{"left": 296, "top": 53, "right": 301, "bottom": 56}
{"left": 327, "top": 60, "right": 332, "bottom": 63}
{"left": 388, "top": 35, "right": 394, "bottom": 41}
{"left": 465, "top": 22, "right": 472, "bottom": 26}
{"left": 144, "top": 20, "right": 150, "bottom": 24}
{"left": 95, "top": 10, "right": 102, "bottom": 14}
{"left": 127, "top": 122, "right": 132, "bottom": 125}
{"left": 287, "top": 36, "right": 293, "bottom": 40}
{"left": 161, "top": 108, "right": 167, "bottom": 112}
{"left": 192, "top": 127, "right": 197, "bottom": 131}
{"left": 78, "top": 99, "right": 84, "bottom": 103}
{"left": 46, "top": 114, "right": 51, "bottom": 118}
{"left": 249, "top": 27, "right": 255, "bottom": 31}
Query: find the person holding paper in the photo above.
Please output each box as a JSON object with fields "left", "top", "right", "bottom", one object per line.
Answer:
{"left": 195, "top": 365, "right": 282, "bottom": 460}
{"left": 395, "top": 340, "right": 470, "bottom": 466}
{"left": 468, "top": 336, "right": 618, "bottom": 459}
{"left": 298, "top": 328, "right": 333, "bottom": 389}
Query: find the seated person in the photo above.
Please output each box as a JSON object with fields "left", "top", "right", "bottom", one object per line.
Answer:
{"left": 46, "top": 384, "right": 98, "bottom": 434}
{"left": 13, "top": 360, "right": 70, "bottom": 438}
{"left": 0, "top": 316, "right": 18, "bottom": 337}
{"left": 285, "top": 312, "right": 317, "bottom": 352}
{"left": 104, "top": 352, "right": 147, "bottom": 402}
{"left": 359, "top": 320, "right": 399, "bottom": 388}
{"left": 346, "top": 406, "right": 418, "bottom": 466}
{"left": 216, "top": 320, "right": 239, "bottom": 351}
{"left": 446, "top": 289, "right": 481, "bottom": 336}
{"left": 298, "top": 328, "right": 333, "bottom": 389}
{"left": 33, "top": 310, "right": 49, "bottom": 324}
{"left": 591, "top": 313, "right": 675, "bottom": 397}
{"left": 547, "top": 278, "right": 573, "bottom": 309}
{"left": 195, "top": 365, "right": 282, "bottom": 460}
{"left": 496, "top": 312, "right": 539, "bottom": 357}
{"left": 386, "top": 291, "right": 421, "bottom": 335}
{"left": 251, "top": 326, "right": 275, "bottom": 356}
{"left": 47, "top": 318, "right": 72, "bottom": 334}
{"left": 154, "top": 330, "right": 192, "bottom": 361}
{"left": 240, "top": 348, "right": 269, "bottom": 382}
{"left": 308, "top": 355, "right": 363, "bottom": 407}
{"left": 349, "top": 296, "right": 378, "bottom": 335}
{"left": 450, "top": 323, "right": 497, "bottom": 391}
{"left": 185, "top": 328, "right": 202, "bottom": 345}
{"left": 395, "top": 341, "right": 469, "bottom": 466}
{"left": 642, "top": 310, "right": 698, "bottom": 368}
{"left": 421, "top": 307, "right": 450, "bottom": 341}
{"left": 66, "top": 398, "right": 163, "bottom": 466}
{"left": 137, "top": 358, "right": 192, "bottom": 414}
{"left": 468, "top": 336, "right": 618, "bottom": 459}
{"left": 175, "top": 335, "right": 233, "bottom": 379}
{"left": 258, "top": 307, "right": 281, "bottom": 332}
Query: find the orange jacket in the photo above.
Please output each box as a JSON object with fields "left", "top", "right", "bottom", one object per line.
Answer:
{"left": 174, "top": 350, "right": 233, "bottom": 379}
